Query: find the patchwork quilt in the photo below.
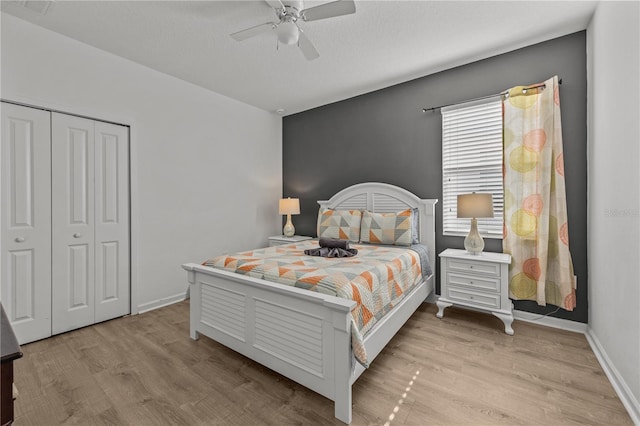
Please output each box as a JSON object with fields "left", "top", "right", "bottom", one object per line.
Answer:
{"left": 203, "top": 239, "right": 424, "bottom": 367}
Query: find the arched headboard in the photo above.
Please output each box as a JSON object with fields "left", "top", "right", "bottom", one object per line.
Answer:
{"left": 318, "top": 182, "right": 438, "bottom": 279}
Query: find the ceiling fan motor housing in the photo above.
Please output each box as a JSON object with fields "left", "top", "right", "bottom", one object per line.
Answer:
{"left": 277, "top": 5, "right": 301, "bottom": 22}
{"left": 280, "top": 1, "right": 305, "bottom": 12}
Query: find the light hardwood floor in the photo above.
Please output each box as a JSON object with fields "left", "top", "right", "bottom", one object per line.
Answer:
{"left": 13, "top": 301, "right": 631, "bottom": 425}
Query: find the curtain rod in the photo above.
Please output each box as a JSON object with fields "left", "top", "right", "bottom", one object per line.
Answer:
{"left": 421, "top": 78, "right": 562, "bottom": 113}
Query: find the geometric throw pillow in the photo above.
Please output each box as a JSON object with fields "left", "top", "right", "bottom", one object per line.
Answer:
{"left": 317, "top": 208, "right": 362, "bottom": 242}
{"left": 360, "top": 209, "right": 413, "bottom": 246}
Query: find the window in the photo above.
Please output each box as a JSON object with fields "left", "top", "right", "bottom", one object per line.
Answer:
{"left": 442, "top": 96, "right": 504, "bottom": 238}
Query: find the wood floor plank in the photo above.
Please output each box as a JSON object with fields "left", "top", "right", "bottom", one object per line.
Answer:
{"left": 12, "top": 300, "right": 632, "bottom": 425}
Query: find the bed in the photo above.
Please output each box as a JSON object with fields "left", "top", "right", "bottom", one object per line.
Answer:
{"left": 182, "top": 182, "right": 437, "bottom": 423}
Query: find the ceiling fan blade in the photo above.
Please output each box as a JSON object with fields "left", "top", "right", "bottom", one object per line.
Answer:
{"left": 230, "top": 22, "right": 276, "bottom": 42}
{"left": 300, "top": 0, "right": 355, "bottom": 22}
{"left": 298, "top": 29, "right": 319, "bottom": 61}
{"left": 265, "top": 0, "right": 285, "bottom": 9}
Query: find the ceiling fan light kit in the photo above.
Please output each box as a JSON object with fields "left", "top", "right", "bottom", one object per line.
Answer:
{"left": 276, "top": 19, "right": 299, "bottom": 45}
{"left": 230, "top": 0, "right": 356, "bottom": 61}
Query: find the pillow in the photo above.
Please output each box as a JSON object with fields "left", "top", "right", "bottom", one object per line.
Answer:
{"left": 317, "top": 209, "right": 362, "bottom": 242}
{"left": 360, "top": 209, "right": 413, "bottom": 246}
{"left": 412, "top": 208, "right": 420, "bottom": 244}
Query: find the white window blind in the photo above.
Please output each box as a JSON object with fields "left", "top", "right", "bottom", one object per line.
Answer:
{"left": 442, "top": 96, "right": 504, "bottom": 238}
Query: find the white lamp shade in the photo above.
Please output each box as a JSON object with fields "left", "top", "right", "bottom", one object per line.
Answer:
{"left": 276, "top": 21, "right": 299, "bottom": 45}
{"left": 457, "top": 193, "right": 494, "bottom": 218}
{"left": 279, "top": 198, "right": 300, "bottom": 215}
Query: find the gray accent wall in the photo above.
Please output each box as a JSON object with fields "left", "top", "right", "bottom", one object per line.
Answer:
{"left": 283, "top": 32, "right": 587, "bottom": 323}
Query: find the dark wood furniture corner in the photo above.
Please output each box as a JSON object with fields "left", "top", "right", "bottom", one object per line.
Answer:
{"left": 1, "top": 304, "right": 22, "bottom": 426}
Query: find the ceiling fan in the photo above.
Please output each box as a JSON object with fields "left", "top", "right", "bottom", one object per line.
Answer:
{"left": 230, "top": 0, "right": 356, "bottom": 61}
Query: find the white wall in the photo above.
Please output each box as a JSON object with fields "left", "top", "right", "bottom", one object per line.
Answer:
{"left": 587, "top": 2, "right": 640, "bottom": 423}
{"left": 1, "top": 13, "right": 283, "bottom": 313}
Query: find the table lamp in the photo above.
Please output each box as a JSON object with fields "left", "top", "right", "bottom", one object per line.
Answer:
{"left": 457, "top": 193, "right": 494, "bottom": 255}
{"left": 279, "top": 197, "right": 300, "bottom": 238}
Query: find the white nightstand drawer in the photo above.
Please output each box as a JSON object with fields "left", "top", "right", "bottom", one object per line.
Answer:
{"left": 268, "top": 235, "right": 312, "bottom": 247}
{"left": 269, "top": 240, "right": 293, "bottom": 247}
{"left": 447, "top": 286, "right": 501, "bottom": 309}
{"left": 447, "top": 258, "right": 501, "bottom": 277}
{"left": 447, "top": 272, "right": 500, "bottom": 292}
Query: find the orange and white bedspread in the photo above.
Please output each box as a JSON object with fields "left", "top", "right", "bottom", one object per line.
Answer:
{"left": 203, "top": 240, "right": 423, "bottom": 367}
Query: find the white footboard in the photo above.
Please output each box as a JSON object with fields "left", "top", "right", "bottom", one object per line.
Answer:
{"left": 183, "top": 262, "right": 358, "bottom": 423}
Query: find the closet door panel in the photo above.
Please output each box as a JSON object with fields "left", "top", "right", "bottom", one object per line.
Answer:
{"left": 51, "top": 113, "right": 95, "bottom": 334}
{"left": 1, "top": 103, "right": 52, "bottom": 344}
{"left": 94, "top": 122, "right": 130, "bottom": 322}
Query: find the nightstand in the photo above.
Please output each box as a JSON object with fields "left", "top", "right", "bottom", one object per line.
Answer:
{"left": 268, "top": 235, "right": 313, "bottom": 247}
{"left": 437, "top": 248, "right": 514, "bottom": 335}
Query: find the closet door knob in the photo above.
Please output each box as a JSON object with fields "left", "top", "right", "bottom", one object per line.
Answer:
{"left": 14, "top": 237, "right": 25, "bottom": 243}
{"left": 73, "top": 233, "right": 82, "bottom": 238}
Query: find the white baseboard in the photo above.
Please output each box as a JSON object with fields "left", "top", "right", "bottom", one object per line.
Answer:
{"left": 137, "top": 292, "right": 187, "bottom": 314}
{"left": 585, "top": 329, "right": 640, "bottom": 425}
{"left": 513, "top": 309, "right": 588, "bottom": 334}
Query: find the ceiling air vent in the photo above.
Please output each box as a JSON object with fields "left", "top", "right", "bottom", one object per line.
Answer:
{"left": 19, "top": 1, "right": 53, "bottom": 16}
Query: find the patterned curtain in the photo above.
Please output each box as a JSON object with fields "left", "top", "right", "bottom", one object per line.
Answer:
{"left": 502, "top": 76, "right": 576, "bottom": 310}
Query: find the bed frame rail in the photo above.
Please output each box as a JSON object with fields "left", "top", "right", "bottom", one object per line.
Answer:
{"left": 184, "top": 263, "right": 358, "bottom": 422}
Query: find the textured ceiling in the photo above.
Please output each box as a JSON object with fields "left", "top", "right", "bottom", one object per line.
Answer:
{"left": 1, "top": 1, "right": 597, "bottom": 115}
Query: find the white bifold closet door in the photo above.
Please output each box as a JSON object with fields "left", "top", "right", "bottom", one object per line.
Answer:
{"left": 1, "top": 103, "right": 129, "bottom": 343}
{"left": 51, "top": 112, "right": 130, "bottom": 334}
{"left": 1, "top": 103, "right": 52, "bottom": 343}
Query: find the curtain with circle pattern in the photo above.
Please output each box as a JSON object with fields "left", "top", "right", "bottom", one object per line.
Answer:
{"left": 502, "top": 75, "right": 576, "bottom": 310}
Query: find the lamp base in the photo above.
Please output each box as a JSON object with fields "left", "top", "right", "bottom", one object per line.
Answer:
{"left": 283, "top": 214, "right": 295, "bottom": 238}
{"left": 464, "top": 218, "right": 484, "bottom": 255}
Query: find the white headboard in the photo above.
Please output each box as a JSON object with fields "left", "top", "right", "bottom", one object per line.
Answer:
{"left": 318, "top": 182, "right": 438, "bottom": 279}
